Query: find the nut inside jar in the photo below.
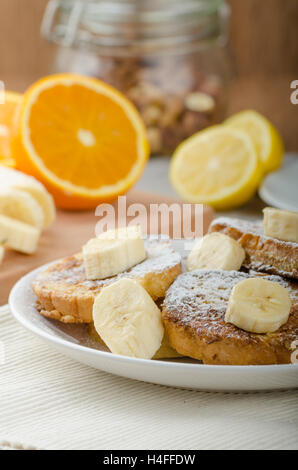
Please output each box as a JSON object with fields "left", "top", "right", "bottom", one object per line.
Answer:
{"left": 94, "top": 55, "right": 225, "bottom": 155}
{"left": 43, "top": 0, "right": 230, "bottom": 155}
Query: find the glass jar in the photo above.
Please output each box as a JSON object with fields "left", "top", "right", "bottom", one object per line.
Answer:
{"left": 42, "top": 0, "right": 231, "bottom": 155}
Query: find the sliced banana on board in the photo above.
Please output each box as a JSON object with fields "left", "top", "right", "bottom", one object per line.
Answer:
{"left": 187, "top": 232, "right": 245, "bottom": 272}
{"left": 83, "top": 225, "right": 146, "bottom": 280}
{"left": 0, "top": 187, "right": 44, "bottom": 229}
{"left": 225, "top": 278, "right": 292, "bottom": 334}
{"left": 263, "top": 207, "right": 298, "bottom": 243}
{"left": 93, "top": 278, "right": 164, "bottom": 359}
{"left": 0, "top": 214, "right": 40, "bottom": 254}
{"left": 0, "top": 166, "right": 56, "bottom": 229}
{"left": 16, "top": 183, "right": 56, "bottom": 229}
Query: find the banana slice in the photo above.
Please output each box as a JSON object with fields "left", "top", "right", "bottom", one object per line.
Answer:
{"left": 93, "top": 278, "right": 164, "bottom": 359}
{"left": 17, "top": 184, "right": 55, "bottom": 229}
{"left": 263, "top": 207, "right": 298, "bottom": 243}
{"left": 88, "top": 324, "right": 182, "bottom": 359}
{"left": 0, "top": 187, "right": 44, "bottom": 229}
{"left": 0, "top": 167, "right": 56, "bottom": 228}
{"left": 187, "top": 232, "right": 245, "bottom": 271}
{"left": 225, "top": 278, "right": 292, "bottom": 334}
{"left": 0, "top": 245, "right": 4, "bottom": 264}
{"left": 0, "top": 214, "right": 40, "bottom": 254}
{"left": 83, "top": 225, "right": 146, "bottom": 280}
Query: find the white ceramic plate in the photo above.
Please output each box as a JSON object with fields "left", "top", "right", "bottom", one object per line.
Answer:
{"left": 9, "top": 240, "right": 298, "bottom": 392}
{"left": 259, "top": 154, "right": 298, "bottom": 212}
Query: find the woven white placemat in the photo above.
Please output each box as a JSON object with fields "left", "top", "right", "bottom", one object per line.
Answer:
{"left": 0, "top": 305, "right": 297, "bottom": 450}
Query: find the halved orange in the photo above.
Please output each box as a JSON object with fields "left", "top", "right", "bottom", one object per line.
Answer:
{"left": 14, "top": 74, "right": 149, "bottom": 209}
{"left": 0, "top": 91, "right": 22, "bottom": 167}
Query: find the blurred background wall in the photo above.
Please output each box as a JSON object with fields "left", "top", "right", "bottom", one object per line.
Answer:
{"left": 0, "top": 0, "right": 297, "bottom": 150}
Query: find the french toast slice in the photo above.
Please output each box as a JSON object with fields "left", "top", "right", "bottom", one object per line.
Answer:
{"left": 34, "top": 239, "right": 182, "bottom": 324}
{"left": 162, "top": 270, "right": 298, "bottom": 365}
{"left": 209, "top": 217, "right": 298, "bottom": 280}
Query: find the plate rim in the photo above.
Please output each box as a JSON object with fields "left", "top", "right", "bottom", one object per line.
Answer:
{"left": 8, "top": 261, "right": 298, "bottom": 375}
{"left": 259, "top": 154, "right": 298, "bottom": 212}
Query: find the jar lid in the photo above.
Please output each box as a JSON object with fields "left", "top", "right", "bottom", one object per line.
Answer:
{"left": 42, "top": 0, "right": 229, "bottom": 55}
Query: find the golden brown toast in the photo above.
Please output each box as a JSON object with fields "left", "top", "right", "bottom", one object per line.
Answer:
{"left": 34, "top": 239, "right": 182, "bottom": 324}
{"left": 209, "top": 217, "right": 298, "bottom": 280}
{"left": 162, "top": 270, "right": 298, "bottom": 365}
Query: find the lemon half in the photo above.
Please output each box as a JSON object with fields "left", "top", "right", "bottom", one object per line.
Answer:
{"left": 225, "top": 110, "right": 284, "bottom": 174}
{"left": 170, "top": 125, "right": 262, "bottom": 210}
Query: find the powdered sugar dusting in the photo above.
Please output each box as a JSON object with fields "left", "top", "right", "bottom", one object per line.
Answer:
{"left": 163, "top": 270, "right": 298, "bottom": 342}
{"left": 164, "top": 270, "right": 248, "bottom": 320}
{"left": 212, "top": 217, "right": 297, "bottom": 249}
{"left": 35, "top": 239, "right": 181, "bottom": 288}
{"left": 248, "top": 261, "right": 296, "bottom": 279}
